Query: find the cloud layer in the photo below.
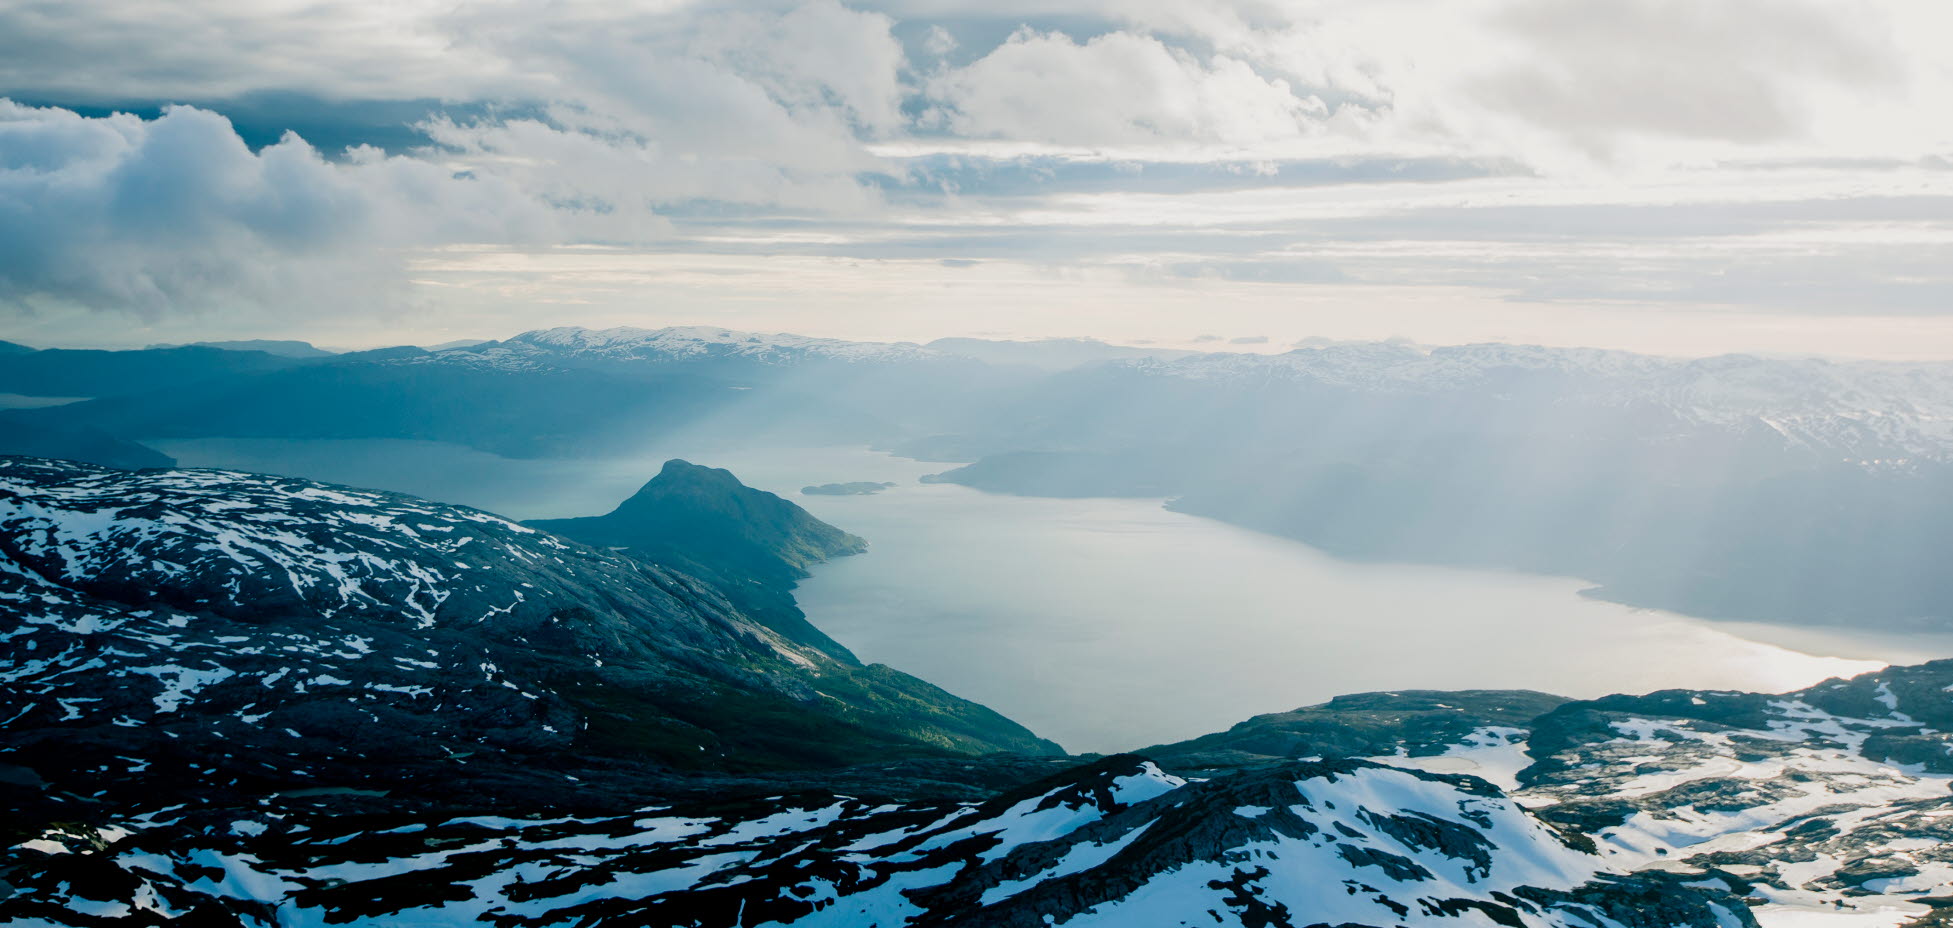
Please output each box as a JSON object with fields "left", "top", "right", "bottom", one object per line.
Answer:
{"left": 0, "top": 102, "right": 557, "bottom": 316}
{"left": 1, "top": 0, "right": 1951, "bottom": 351}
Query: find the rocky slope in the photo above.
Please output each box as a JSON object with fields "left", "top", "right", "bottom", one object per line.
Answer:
{"left": 1134, "top": 666, "right": 1953, "bottom": 925}
{"left": 8, "top": 459, "right": 1950, "bottom": 925}
{"left": 1516, "top": 661, "right": 1953, "bottom": 918}
{"left": 1, "top": 753, "right": 1754, "bottom": 927}
{"left": 526, "top": 459, "right": 865, "bottom": 659}
{"left": 0, "top": 342, "right": 305, "bottom": 397}
{"left": 0, "top": 418, "right": 175, "bottom": 469}
{"left": 0, "top": 456, "right": 1057, "bottom": 830}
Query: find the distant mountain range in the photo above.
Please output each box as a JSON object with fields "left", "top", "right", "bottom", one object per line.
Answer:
{"left": 1113, "top": 342, "right": 1953, "bottom": 463}
{"left": 149, "top": 339, "right": 338, "bottom": 358}
{"left": 6, "top": 456, "right": 1953, "bottom": 925}
{"left": 5, "top": 325, "right": 1953, "bottom": 628}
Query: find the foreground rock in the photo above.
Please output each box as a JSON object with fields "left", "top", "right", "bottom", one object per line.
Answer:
{"left": 5, "top": 456, "right": 1950, "bottom": 925}
{"left": 0, "top": 456, "right": 1057, "bottom": 830}
{"left": 0, "top": 756, "right": 1753, "bottom": 927}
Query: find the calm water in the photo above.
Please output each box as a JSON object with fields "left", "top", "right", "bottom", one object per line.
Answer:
{"left": 156, "top": 438, "right": 1944, "bottom": 754}
{"left": 0, "top": 394, "right": 86, "bottom": 409}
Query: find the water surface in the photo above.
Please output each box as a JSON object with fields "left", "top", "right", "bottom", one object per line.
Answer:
{"left": 157, "top": 438, "right": 1937, "bottom": 753}
{"left": 0, "top": 394, "right": 86, "bottom": 409}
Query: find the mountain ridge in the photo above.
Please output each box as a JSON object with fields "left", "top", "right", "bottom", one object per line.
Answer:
{"left": 0, "top": 456, "right": 1058, "bottom": 827}
{"left": 526, "top": 458, "right": 868, "bottom": 660}
{"left": 5, "top": 459, "right": 1953, "bottom": 923}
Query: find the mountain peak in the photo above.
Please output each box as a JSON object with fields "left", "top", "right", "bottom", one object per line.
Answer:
{"left": 597, "top": 458, "right": 866, "bottom": 563}
{"left": 642, "top": 456, "right": 744, "bottom": 492}
{"left": 527, "top": 460, "right": 868, "bottom": 658}
{"left": 495, "top": 324, "right": 939, "bottom": 365}
{"left": 0, "top": 456, "right": 1056, "bottom": 817}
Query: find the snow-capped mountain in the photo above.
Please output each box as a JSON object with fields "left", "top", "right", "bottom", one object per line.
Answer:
{"left": 1124, "top": 343, "right": 1953, "bottom": 463}
{"left": 1139, "top": 665, "right": 1953, "bottom": 924}
{"left": 0, "top": 457, "right": 1054, "bottom": 819}
{"left": 435, "top": 325, "right": 945, "bottom": 371}
{"left": 1515, "top": 662, "right": 1953, "bottom": 919}
{"left": 7, "top": 456, "right": 1953, "bottom": 925}
{"left": 3, "top": 754, "right": 1752, "bottom": 927}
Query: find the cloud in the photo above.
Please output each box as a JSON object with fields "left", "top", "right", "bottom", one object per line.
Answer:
{"left": 3, "top": 0, "right": 1953, "bottom": 346}
{"left": 1228, "top": 334, "right": 1269, "bottom": 344}
{"left": 923, "top": 28, "right": 1325, "bottom": 147}
{"left": 1471, "top": 0, "right": 1905, "bottom": 151}
{"left": 398, "top": 1, "right": 911, "bottom": 220}
{"left": 0, "top": 101, "right": 550, "bottom": 316}
{"left": 0, "top": 0, "right": 515, "bottom": 103}
{"left": 0, "top": 3, "right": 915, "bottom": 317}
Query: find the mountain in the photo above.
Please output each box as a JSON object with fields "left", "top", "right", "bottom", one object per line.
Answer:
{"left": 1119, "top": 343, "right": 1953, "bottom": 462}
{"left": 0, "top": 456, "right": 1058, "bottom": 827}
{"left": 503, "top": 325, "right": 939, "bottom": 363}
{"left": 0, "top": 754, "right": 1751, "bottom": 928}
{"left": 3, "top": 358, "right": 755, "bottom": 457}
{"left": 3, "top": 327, "right": 954, "bottom": 457}
{"left": 927, "top": 336, "right": 1198, "bottom": 370}
{"left": 914, "top": 343, "right": 1953, "bottom": 629}
{"left": 18, "top": 645, "right": 1953, "bottom": 926}
{"left": 0, "top": 339, "right": 32, "bottom": 354}
{"left": 531, "top": 459, "right": 867, "bottom": 580}
{"left": 1144, "top": 665, "right": 1953, "bottom": 920}
{"left": 174, "top": 339, "right": 337, "bottom": 358}
{"left": 0, "top": 344, "right": 306, "bottom": 397}
{"left": 0, "top": 419, "right": 175, "bottom": 469}
{"left": 528, "top": 459, "right": 870, "bottom": 659}
{"left": 9, "top": 452, "right": 1953, "bottom": 924}
{"left": 18, "top": 325, "right": 1953, "bottom": 629}
{"left": 1144, "top": 690, "right": 1573, "bottom": 779}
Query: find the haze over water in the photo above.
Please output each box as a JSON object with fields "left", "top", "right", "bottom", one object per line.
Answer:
{"left": 159, "top": 438, "right": 1931, "bottom": 754}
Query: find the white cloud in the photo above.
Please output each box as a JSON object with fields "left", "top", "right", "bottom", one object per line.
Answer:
{"left": 924, "top": 28, "right": 1326, "bottom": 147}
{"left": 1469, "top": 0, "right": 1906, "bottom": 154}
{"left": 420, "top": 0, "right": 907, "bottom": 217}
{"left": 0, "top": 2, "right": 917, "bottom": 317}
{"left": 0, "top": 0, "right": 515, "bottom": 102}
{"left": 3, "top": 0, "right": 1953, "bottom": 349}
{"left": 0, "top": 101, "right": 551, "bottom": 316}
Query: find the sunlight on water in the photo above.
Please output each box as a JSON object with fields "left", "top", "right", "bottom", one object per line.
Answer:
{"left": 157, "top": 438, "right": 1920, "bottom": 754}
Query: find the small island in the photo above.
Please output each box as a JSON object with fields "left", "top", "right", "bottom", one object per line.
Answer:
{"left": 802, "top": 481, "right": 898, "bottom": 496}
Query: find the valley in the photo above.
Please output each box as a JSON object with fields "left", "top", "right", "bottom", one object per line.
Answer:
{"left": 151, "top": 438, "right": 1935, "bottom": 753}
{"left": 7, "top": 329, "right": 1953, "bottom": 927}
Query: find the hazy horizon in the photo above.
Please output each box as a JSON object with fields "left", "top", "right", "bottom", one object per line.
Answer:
{"left": 17, "top": 318, "right": 1953, "bottom": 365}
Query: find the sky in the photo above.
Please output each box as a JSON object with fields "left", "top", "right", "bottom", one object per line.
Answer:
{"left": 3, "top": 0, "right": 1953, "bottom": 357}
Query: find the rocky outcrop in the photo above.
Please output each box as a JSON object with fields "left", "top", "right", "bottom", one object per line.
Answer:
{"left": 0, "top": 755, "right": 1755, "bottom": 927}
{"left": 0, "top": 457, "right": 1058, "bottom": 830}
{"left": 528, "top": 459, "right": 866, "bottom": 658}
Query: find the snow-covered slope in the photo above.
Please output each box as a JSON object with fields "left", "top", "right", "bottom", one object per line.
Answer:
{"left": 8, "top": 455, "right": 1953, "bottom": 927}
{"left": 1127, "top": 343, "right": 1953, "bottom": 462}
{"left": 432, "top": 325, "right": 943, "bottom": 372}
{"left": 0, "top": 456, "right": 1055, "bottom": 816}
{"left": 1143, "top": 665, "right": 1953, "bottom": 926}
{"left": 1518, "top": 663, "right": 1953, "bottom": 924}
{"left": 0, "top": 755, "right": 1752, "bottom": 927}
